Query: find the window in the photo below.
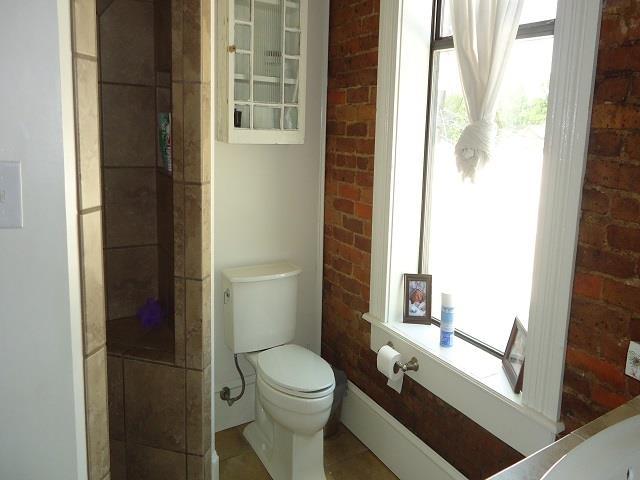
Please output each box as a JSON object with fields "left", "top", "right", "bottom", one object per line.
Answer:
{"left": 365, "top": 0, "right": 601, "bottom": 453}
{"left": 422, "top": 1, "right": 557, "bottom": 353}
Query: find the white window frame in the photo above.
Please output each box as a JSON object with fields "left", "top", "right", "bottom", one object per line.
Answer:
{"left": 364, "top": 0, "right": 602, "bottom": 455}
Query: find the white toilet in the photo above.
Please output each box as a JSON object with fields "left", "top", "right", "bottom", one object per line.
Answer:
{"left": 222, "top": 262, "right": 335, "bottom": 480}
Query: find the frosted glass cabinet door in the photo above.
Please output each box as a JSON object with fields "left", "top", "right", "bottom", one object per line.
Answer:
{"left": 220, "top": 0, "right": 307, "bottom": 143}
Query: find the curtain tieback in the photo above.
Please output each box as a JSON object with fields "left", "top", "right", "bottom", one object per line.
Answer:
{"left": 454, "top": 119, "right": 497, "bottom": 181}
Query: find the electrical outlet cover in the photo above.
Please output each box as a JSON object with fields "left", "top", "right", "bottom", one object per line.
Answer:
{"left": 626, "top": 341, "right": 640, "bottom": 381}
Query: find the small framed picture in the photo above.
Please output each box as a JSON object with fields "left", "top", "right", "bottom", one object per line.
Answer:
{"left": 403, "top": 274, "right": 432, "bottom": 324}
{"left": 502, "top": 317, "right": 527, "bottom": 394}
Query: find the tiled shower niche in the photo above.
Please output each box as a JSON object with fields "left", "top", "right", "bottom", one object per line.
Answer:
{"left": 100, "top": 0, "right": 175, "bottom": 361}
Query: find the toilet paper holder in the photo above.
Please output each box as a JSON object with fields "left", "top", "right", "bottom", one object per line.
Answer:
{"left": 386, "top": 342, "right": 419, "bottom": 373}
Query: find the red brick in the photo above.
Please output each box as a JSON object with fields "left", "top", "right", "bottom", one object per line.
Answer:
{"left": 607, "top": 224, "right": 640, "bottom": 252}
{"left": 347, "top": 86, "right": 370, "bottom": 104}
{"left": 597, "top": 44, "right": 640, "bottom": 72}
{"left": 611, "top": 194, "right": 640, "bottom": 223}
{"left": 354, "top": 234, "right": 371, "bottom": 252}
{"left": 599, "top": 15, "right": 627, "bottom": 46}
{"left": 327, "top": 89, "right": 346, "bottom": 105}
{"left": 355, "top": 202, "right": 372, "bottom": 220}
{"left": 343, "top": 215, "right": 364, "bottom": 234}
{"left": 603, "top": 279, "right": 640, "bottom": 311}
{"left": 594, "top": 75, "right": 630, "bottom": 103}
{"left": 332, "top": 226, "right": 354, "bottom": 245}
{"left": 591, "top": 384, "right": 629, "bottom": 409}
{"left": 591, "top": 103, "right": 640, "bottom": 129}
{"left": 573, "top": 272, "right": 604, "bottom": 299}
{"left": 624, "top": 133, "right": 640, "bottom": 160}
{"left": 338, "top": 183, "right": 361, "bottom": 201}
{"left": 346, "top": 122, "right": 368, "bottom": 137}
{"left": 565, "top": 347, "right": 627, "bottom": 389}
{"left": 576, "top": 245, "right": 636, "bottom": 278}
{"left": 333, "top": 198, "right": 354, "bottom": 214}
{"left": 581, "top": 187, "right": 610, "bottom": 214}
{"left": 327, "top": 121, "right": 346, "bottom": 136}
{"left": 588, "top": 131, "right": 623, "bottom": 156}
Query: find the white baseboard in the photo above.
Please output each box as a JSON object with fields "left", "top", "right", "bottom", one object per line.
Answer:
{"left": 211, "top": 450, "right": 219, "bottom": 480}
{"left": 214, "top": 378, "right": 256, "bottom": 432}
{"left": 340, "top": 381, "right": 467, "bottom": 480}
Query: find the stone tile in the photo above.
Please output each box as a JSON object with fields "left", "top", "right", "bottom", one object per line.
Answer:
{"left": 79, "top": 210, "right": 106, "bottom": 354}
{"left": 171, "top": 0, "right": 184, "bottom": 82}
{"left": 75, "top": 57, "right": 102, "bottom": 210}
{"left": 124, "top": 359, "right": 186, "bottom": 451}
{"left": 200, "top": 0, "right": 211, "bottom": 84}
{"left": 215, "top": 425, "right": 252, "bottom": 462}
{"left": 101, "top": 84, "right": 156, "bottom": 167}
{"left": 100, "top": 0, "right": 155, "bottom": 85}
{"left": 73, "top": 0, "right": 97, "bottom": 57}
{"left": 200, "top": 85, "right": 211, "bottom": 182}
{"left": 326, "top": 450, "right": 397, "bottom": 480}
{"left": 171, "top": 82, "right": 184, "bottom": 181}
{"left": 573, "top": 403, "right": 638, "bottom": 439}
{"left": 183, "top": 83, "right": 204, "bottom": 183}
{"left": 188, "top": 451, "right": 212, "bottom": 480}
{"left": 126, "top": 443, "right": 187, "bottom": 480}
{"left": 103, "top": 167, "right": 157, "bottom": 247}
{"left": 185, "top": 184, "right": 210, "bottom": 279}
{"left": 185, "top": 279, "right": 202, "bottom": 368}
{"left": 157, "top": 172, "right": 173, "bottom": 253}
{"left": 109, "top": 439, "right": 126, "bottom": 480}
{"left": 105, "top": 245, "right": 159, "bottom": 320}
{"left": 107, "top": 354, "right": 125, "bottom": 441}
{"left": 324, "top": 424, "right": 368, "bottom": 467}
{"left": 186, "top": 366, "right": 211, "bottom": 455}
{"left": 155, "top": 0, "right": 172, "bottom": 73}
{"left": 488, "top": 433, "right": 583, "bottom": 480}
{"left": 174, "top": 277, "right": 186, "bottom": 366}
{"left": 183, "top": 0, "right": 202, "bottom": 83}
{"left": 219, "top": 451, "right": 270, "bottom": 480}
{"left": 97, "top": 0, "right": 115, "bottom": 15}
{"left": 174, "top": 182, "right": 186, "bottom": 277}
{"left": 85, "top": 347, "right": 110, "bottom": 480}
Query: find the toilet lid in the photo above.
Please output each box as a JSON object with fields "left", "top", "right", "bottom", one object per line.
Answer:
{"left": 258, "top": 344, "right": 335, "bottom": 396}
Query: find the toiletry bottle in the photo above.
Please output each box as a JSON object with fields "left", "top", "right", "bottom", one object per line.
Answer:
{"left": 440, "top": 292, "right": 455, "bottom": 347}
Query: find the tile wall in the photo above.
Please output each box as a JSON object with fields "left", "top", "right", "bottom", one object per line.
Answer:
{"left": 70, "top": 0, "right": 110, "bottom": 478}
{"left": 70, "top": 0, "right": 212, "bottom": 479}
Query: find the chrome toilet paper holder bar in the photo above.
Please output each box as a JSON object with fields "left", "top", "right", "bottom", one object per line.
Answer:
{"left": 386, "top": 342, "right": 419, "bottom": 373}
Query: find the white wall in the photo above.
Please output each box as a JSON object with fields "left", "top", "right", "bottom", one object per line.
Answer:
{"left": 0, "top": 1, "right": 87, "bottom": 479}
{"left": 213, "top": 0, "right": 329, "bottom": 431}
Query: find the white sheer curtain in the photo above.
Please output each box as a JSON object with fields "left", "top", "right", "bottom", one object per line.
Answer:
{"left": 450, "top": 0, "right": 524, "bottom": 180}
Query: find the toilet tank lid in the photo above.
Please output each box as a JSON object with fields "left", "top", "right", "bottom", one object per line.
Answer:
{"left": 223, "top": 262, "right": 301, "bottom": 283}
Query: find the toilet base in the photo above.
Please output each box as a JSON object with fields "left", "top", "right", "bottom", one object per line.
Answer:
{"left": 244, "top": 420, "right": 326, "bottom": 480}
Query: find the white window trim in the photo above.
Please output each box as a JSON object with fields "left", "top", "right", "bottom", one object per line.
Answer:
{"left": 365, "top": 0, "right": 602, "bottom": 455}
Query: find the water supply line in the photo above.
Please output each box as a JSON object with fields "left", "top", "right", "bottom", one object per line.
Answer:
{"left": 220, "top": 354, "right": 246, "bottom": 406}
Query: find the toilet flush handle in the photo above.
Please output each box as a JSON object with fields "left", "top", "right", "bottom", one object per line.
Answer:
{"left": 224, "top": 288, "right": 231, "bottom": 304}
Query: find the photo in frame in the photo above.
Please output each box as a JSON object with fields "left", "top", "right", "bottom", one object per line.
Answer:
{"left": 403, "top": 274, "right": 432, "bottom": 324}
{"left": 502, "top": 317, "right": 527, "bottom": 394}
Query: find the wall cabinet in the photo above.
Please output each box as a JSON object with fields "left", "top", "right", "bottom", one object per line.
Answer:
{"left": 217, "top": 0, "right": 307, "bottom": 144}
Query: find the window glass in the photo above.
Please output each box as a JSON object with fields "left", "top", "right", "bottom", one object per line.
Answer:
{"left": 439, "top": 0, "right": 557, "bottom": 38}
{"left": 425, "top": 36, "right": 553, "bottom": 351}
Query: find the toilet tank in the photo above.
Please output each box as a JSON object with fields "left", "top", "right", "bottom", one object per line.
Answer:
{"left": 222, "top": 262, "right": 302, "bottom": 353}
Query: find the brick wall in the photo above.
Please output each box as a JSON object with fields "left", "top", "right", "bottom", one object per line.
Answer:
{"left": 562, "top": 0, "right": 640, "bottom": 433}
{"left": 322, "top": 1, "right": 640, "bottom": 478}
{"left": 321, "top": 1, "right": 522, "bottom": 478}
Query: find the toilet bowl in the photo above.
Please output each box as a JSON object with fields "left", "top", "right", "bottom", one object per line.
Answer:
{"left": 222, "top": 263, "right": 335, "bottom": 479}
{"left": 243, "top": 344, "right": 335, "bottom": 480}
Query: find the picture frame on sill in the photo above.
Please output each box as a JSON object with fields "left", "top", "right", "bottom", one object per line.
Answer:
{"left": 403, "top": 274, "right": 432, "bottom": 325}
{"left": 503, "top": 317, "right": 527, "bottom": 394}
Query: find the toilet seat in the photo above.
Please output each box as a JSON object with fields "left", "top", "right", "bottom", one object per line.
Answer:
{"left": 257, "top": 344, "right": 335, "bottom": 399}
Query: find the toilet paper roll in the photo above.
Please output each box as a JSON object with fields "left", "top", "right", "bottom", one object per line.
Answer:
{"left": 377, "top": 345, "right": 404, "bottom": 393}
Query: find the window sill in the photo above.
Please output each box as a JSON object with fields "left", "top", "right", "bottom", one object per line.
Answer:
{"left": 363, "top": 312, "right": 563, "bottom": 455}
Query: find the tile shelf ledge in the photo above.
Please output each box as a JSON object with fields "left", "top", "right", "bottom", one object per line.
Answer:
{"left": 363, "top": 312, "right": 563, "bottom": 456}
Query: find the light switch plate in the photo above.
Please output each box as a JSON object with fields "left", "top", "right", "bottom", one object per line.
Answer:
{"left": 626, "top": 341, "right": 640, "bottom": 382}
{"left": 0, "top": 162, "right": 23, "bottom": 228}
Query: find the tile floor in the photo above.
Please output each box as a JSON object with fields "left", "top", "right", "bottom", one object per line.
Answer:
{"left": 216, "top": 422, "right": 398, "bottom": 480}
